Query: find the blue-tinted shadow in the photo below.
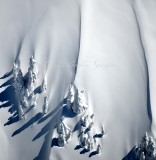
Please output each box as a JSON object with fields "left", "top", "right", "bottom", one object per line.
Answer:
{"left": 51, "top": 138, "right": 58, "bottom": 147}
{"left": 12, "top": 112, "right": 42, "bottom": 137}
{"left": 0, "top": 70, "right": 13, "bottom": 79}
{"left": 89, "top": 151, "right": 98, "bottom": 158}
{"left": 122, "top": 147, "right": 136, "bottom": 160}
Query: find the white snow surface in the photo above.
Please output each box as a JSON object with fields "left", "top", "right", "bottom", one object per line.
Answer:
{"left": 0, "top": 0, "right": 156, "bottom": 160}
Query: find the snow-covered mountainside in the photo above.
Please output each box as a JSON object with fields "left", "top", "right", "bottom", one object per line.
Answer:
{"left": 0, "top": 0, "right": 156, "bottom": 160}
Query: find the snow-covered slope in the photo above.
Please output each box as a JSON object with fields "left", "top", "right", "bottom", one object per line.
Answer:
{"left": 0, "top": 0, "right": 156, "bottom": 160}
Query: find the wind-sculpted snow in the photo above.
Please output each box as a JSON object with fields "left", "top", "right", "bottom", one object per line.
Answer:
{"left": 0, "top": 0, "right": 156, "bottom": 160}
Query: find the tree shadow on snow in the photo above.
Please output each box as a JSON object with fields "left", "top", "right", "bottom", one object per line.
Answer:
{"left": 122, "top": 147, "right": 136, "bottom": 160}
{"left": 32, "top": 99, "right": 64, "bottom": 141}
{"left": 4, "top": 114, "right": 19, "bottom": 126}
{"left": 73, "top": 121, "right": 80, "bottom": 133}
{"left": 37, "top": 100, "right": 63, "bottom": 125}
{"left": 74, "top": 145, "right": 82, "bottom": 150}
{"left": 32, "top": 111, "right": 61, "bottom": 141}
{"left": 61, "top": 99, "right": 77, "bottom": 118}
{"left": 0, "top": 77, "right": 14, "bottom": 88}
{"left": 0, "top": 70, "right": 13, "bottom": 79}
{"left": 33, "top": 100, "right": 64, "bottom": 160}
{"left": 24, "top": 106, "right": 34, "bottom": 115}
{"left": 93, "top": 133, "right": 103, "bottom": 139}
{"left": 12, "top": 112, "right": 43, "bottom": 137}
{"left": 33, "top": 132, "right": 53, "bottom": 160}
{"left": 0, "top": 82, "right": 16, "bottom": 112}
{"left": 89, "top": 151, "right": 98, "bottom": 158}
{"left": 0, "top": 71, "right": 20, "bottom": 126}
{"left": 51, "top": 138, "right": 58, "bottom": 147}
{"left": 34, "top": 86, "right": 42, "bottom": 95}
{"left": 80, "top": 148, "right": 89, "bottom": 154}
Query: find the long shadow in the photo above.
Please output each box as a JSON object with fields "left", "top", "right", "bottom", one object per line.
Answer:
{"left": 0, "top": 101, "right": 11, "bottom": 108}
{"left": 0, "top": 82, "right": 17, "bottom": 114}
{"left": 89, "top": 151, "right": 98, "bottom": 158}
{"left": 80, "top": 148, "right": 89, "bottom": 154}
{"left": 93, "top": 133, "right": 103, "bottom": 139}
{"left": 0, "top": 77, "right": 14, "bottom": 88}
{"left": 74, "top": 145, "right": 82, "bottom": 150}
{"left": 33, "top": 111, "right": 61, "bottom": 141}
{"left": 0, "top": 70, "right": 20, "bottom": 126}
{"left": 12, "top": 112, "right": 43, "bottom": 137}
{"left": 122, "top": 147, "right": 136, "bottom": 160}
{"left": 0, "top": 84, "right": 15, "bottom": 106}
{"left": 34, "top": 131, "right": 53, "bottom": 160}
{"left": 33, "top": 96, "right": 75, "bottom": 159}
{"left": 24, "top": 106, "right": 33, "bottom": 115}
{"left": 33, "top": 101, "right": 63, "bottom": 159}
{"left": 73, "top": 121, "right": 80, "bottom": 133}
{"left": 0, "top": 69, "right": 42, "bottom": 128}
{"left": 0, "top": 70, "right": 13, "bottom": 79}
{"left": 33, "top": 98, "right": 64, "bottom": 141}
{"left": 4, "top": 115, "right": 19, "bottom": 126}
{"left": 84, "top": 128, "right": 91, "bottom": 134}
{"left": 37, "top": 100, "right": 64, "bottom": 124}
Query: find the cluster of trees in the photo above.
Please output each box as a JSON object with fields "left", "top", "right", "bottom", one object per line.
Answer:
{"left": 135, "top": 132, "right": 156, "bottom": 160}
{"left": 13, "top": 55, "right": 48, "bottom": 120}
